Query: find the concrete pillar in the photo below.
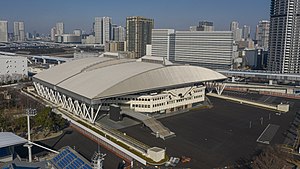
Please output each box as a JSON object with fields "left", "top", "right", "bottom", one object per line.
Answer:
{"left": 43, "top": 58, "right": 46, "bottom": 64}
{"left": 231, "top": 76, "right": 235, "bottom": 82}
{"left": 269, "top": 80, "right": 273, "bottom": 85}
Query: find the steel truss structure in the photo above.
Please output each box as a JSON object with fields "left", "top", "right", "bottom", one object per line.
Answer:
{"left": 33, "top": 82, "right": 101, "bottom": 123}
{"left": 204, "top": 82, "right": 226, "bottom": 95}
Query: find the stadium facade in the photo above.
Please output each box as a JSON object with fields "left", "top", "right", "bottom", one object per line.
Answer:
{"left": 33, "top": 56, "right": 226, "bottom": 123}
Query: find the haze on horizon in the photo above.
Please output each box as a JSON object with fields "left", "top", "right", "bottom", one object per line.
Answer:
{"left": 0, "top": 0, "right": 269, "bottom": 35}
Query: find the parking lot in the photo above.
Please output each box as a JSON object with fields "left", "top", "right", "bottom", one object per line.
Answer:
{"left": 121, "top": 95, "right": 300, "bottom": 168}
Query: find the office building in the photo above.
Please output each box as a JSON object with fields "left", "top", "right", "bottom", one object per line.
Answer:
{"left": 151, "top": 29, "right": 175, "bottom": 61}
{"left": 255, "top": 20, "right": 270, "bottom": 50}
{"left": 174, "top": 31, "right": 233, "bottom": 70}
{"left": 126, "top": 16, "right": 154, "bottom": 58}
{"left": 73, "top": 29, "right": 82, "bottom": 36}
{"left": 14, "top": 22, "right": 25, "bottom": 42}
{"left": 242, "top": 25, "right": 251, "bottom": 40}
{"left": 268, "top": 0, "right": 300, "bottom": 73}
{"left": 94, "top": 17, "right": 112, "bottom": 44}
{"left": 197, "top": 21, "right": 214, "bottom": 31}
{"left": 113, "top": 26, "right": 125, "bottom": 42}
{"left": 0, "top": 21, "right": 8, "bottom": 42}
{"left": 56, "top": 22, "right": 64, "bottom": 36}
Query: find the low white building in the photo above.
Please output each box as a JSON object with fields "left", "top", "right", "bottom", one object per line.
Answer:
{"left": 0, "top": 54, "right": 27, "bottom": 82}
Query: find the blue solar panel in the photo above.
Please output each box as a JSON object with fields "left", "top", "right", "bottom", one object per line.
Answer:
{"left": 51, "top": 147, "right": 92, "bottom": 169}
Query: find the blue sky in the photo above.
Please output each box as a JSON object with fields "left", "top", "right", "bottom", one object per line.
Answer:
{"left": 0, "top": 0, "right": 270, "bottom": 35}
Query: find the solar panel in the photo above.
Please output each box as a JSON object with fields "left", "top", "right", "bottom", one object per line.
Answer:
{"left": 50, "top": 147, "right": 92, "bottom": 169}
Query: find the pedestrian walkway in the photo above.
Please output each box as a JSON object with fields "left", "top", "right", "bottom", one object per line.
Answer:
{"left": 121, "top": 110, "right": 175, "bottom": 140}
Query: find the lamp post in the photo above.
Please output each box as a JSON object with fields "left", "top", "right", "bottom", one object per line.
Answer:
{"left": 24, "top": 108, "right": 37, "bottom": 163}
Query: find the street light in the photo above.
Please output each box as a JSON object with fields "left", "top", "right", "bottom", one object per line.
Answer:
{"left": 24, "top": 108, "right": 37, "bottom": 163}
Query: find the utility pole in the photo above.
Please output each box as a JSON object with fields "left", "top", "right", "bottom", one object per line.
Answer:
{"left": 24, "top": 108, "right": 37, "bottom": 163}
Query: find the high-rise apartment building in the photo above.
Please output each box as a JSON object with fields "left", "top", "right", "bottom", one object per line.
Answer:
{"left": 50, "top": 27, "right": 56, "bottom": 41}
{"left": 56, "top": 22, "right": 64, "bottom": 36}
{"left": 255, "top": 20, "right": 270, "bottom": 50}
{"left": 151, "top": 29, "right": 175, "bottom": 61}
{"left": 242, "top": 25, "right": 251, "bottom": 40}
{"left": 0, "top": 21, "right": 8, "bottom": 42}
{"left": 230, "top": 21, "right": 242, "bottom": 42}
{"left": 126, "top": 16, "right": 154, "bottom": 58}
{"left": 268, "top": 0, "right": 300, "bottom": 73}
{"left": 14, "top": 21, "right": 25, "bottom": 42}
{"left": 113, "top": 26, "right": 125, "bottom": 42}
{"left": 94, "top": 17, "right": 112, "bottom": 44}
{"left": 197, "top": 21, "right": 214, "bottom": 31}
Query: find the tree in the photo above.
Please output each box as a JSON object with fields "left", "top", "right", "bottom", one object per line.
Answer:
{"left": 252, "top": 146, "right": 291, "bottom": 169}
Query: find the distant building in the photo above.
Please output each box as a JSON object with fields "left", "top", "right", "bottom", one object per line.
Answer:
{"left": 230, "top": 21, "right": 239, "bottom": 31}
{"left": 189, "top": 26, "right": 197, "bottom": 31}
{"left": 255, "top": 20, "right": 270, "bottom": 50}
{"left": 50, "top": 27, "right": 56, "bottom": 41}
{"left": 197, "top": 21, "right": 214, "bottom": 31}
{"left": 113, "top": 26, "right": 125, "bottom": 42}
{"left": 105, "top": 41, "right": 125, "bottom": 52}
{"left": 174, "top": 31, "right": 233, "bottom": 70}
{"left": 82, "top": 35, "right": 96, "bottom": 44}
{"left": 230, "top": 21, "right": 242, "bottom": 42}
{"left": 126, "top": 16, "right": 154, "bottom": 58}
{"left": 56, "top": 22, "right": 64, "bottom": 36}
{"left": 94, "top": 17, "right": 112, "bottom": 44}
{"left": 13, "top": 21, "right": 25, "bottom": 42}
{"left": 0, "top": 21, "right": 8, "bottom": 42}
{"left": 242, "top": 25, "right": 251, "bottom": 40}
{"left": 244, "top": 48, "right": 268, "bottom": 70}
{"left": 55, "top": 34, "right": 81, "bottom": 44}
{"left": 268, "top": 0, "right": 300, "bottom": 73}
{"left": 73, "top": 29, "right": 82, "bottom": 36}
{"left": 151, "top": 29, "right": 175, "bottom": 61}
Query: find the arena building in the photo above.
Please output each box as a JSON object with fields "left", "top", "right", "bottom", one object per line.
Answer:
{"left": 32, "top": 55, "right": 226, "bottom": 123}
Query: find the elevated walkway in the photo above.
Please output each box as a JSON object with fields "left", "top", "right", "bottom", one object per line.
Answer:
{"left": 121, "top": 110, "right": 175, "bottom": 140}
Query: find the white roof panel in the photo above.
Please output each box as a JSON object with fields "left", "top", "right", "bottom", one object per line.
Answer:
{"left": 0, "top": 132, "right": 27, "bottom": 148}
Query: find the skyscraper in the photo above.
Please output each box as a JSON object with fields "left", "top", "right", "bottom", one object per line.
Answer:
{"left": 14, "top": 21, "right": 25, "bottom": 42}
{"left": 242, "top": 25, "right": 251, "bottom": 40}
{"left": 268, "top": 0, "right": 300, "bottom": 73}
{"left": 94, "top": 17, "right": 112, "bottom": 44}
{"left": 197, "top": 21, "right": 214, "bottom": 31}
{"left": 230, "top": 21, "right": 242, "bottom": 42}
{"left": 255, "top": 20, "right": 270, "bottom": 50}
{"left": 126, "top": 16, "right": 154, "bottom": 58}
{"left": 0, "top": 21, "right": 8, "bottom": 42}
{"left": 50, "top": 27, "right": 56, "bottom": 41}
{"left": 113, "top": 26, "right": 125, "bottom": 42}
{"left": 56, "top": 22, "right": 64, "bottom": 36}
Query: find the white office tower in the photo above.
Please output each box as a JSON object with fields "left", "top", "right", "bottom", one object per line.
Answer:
{"left": 151, "top": 29, "right": 175, "bottom": 61}
{"left": 113, "top": 26, "right": 125, "bottom": 42}
{"left": 56, "top": 22, "right": 64, "bottom": 36}
{"left": 94, "top": 17, "right": 112, "bottom": 44}
{"left": 230, "top": 21, "right": 242, "bottom": 42}
{"left": 174, "top": 31, "right": 233, "bottom": 70}
{"left": 268, "top": 0, "right": 300, "bottom": 73}
{"left": 255, "top": 20, "right": 270, "bottom": 50}
{"left": 14, "top": 22, "right": 25, "bottom": 42}
{"left": 0, "top": 21, "right": 8, "bottom": 42}
{"left": 242, "top": 25, "right": 251, "bottom": 40}
{"left": 50, "top": 27, "right": 56, "bottom": 41}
